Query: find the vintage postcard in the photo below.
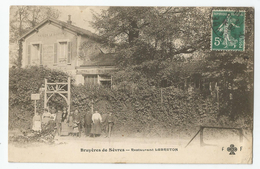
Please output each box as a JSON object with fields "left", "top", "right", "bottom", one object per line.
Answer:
{"left": 8, "top": 6, "right": 254, "bottom": 163}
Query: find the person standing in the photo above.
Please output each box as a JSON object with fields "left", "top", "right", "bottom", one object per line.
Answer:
{"left": 107, "top": 112, "right": 115, "bottom": 138}
{"left": 74, "top": 109, "right": 81, "bottom": 137}
{"left": 101, "top": 112, "right": 108, "bottom": 136}
{"left": 55, "top": 110, "right": 62, "bottom": 136}
{"left": 50, "top": 107, "right": 56, "bottom": 121}
{"left": 67, "top": 111, "right": 74, "bottom": 135}
{"left": 42, "top": 108, "right": 51, "bottom": 125}
{"left": 61, "top": 107, "right": 68, "bottom": 122}
{"left": 84, "top": 111, "right": 92, "bottom": 137}
{"left": 32, "top": 112, "right": 42, "bottom": 132}
{"left": 50, "top": 106, "right": 56, "bottom": 114}
{"left": 91, "top": 111, "right": 102, "bottom": 137}
{"left": 68, "top": 111, "right": 74, "bottom": 127}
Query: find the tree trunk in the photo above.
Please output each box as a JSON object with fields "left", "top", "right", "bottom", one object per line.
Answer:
{"left": 18, "top": 11, "right": 23, "bottom": 68}
{"left": 18, "top": 41, "right": 23, "bottom": 68}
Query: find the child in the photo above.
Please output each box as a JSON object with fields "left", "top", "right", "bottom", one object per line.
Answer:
{"left": 32, "top": 112, "right": 42, "bottom": 132}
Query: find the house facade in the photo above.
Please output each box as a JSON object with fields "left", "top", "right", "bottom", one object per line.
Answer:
{"left": 19, "top": 16, "right": 115, "bottom": 87}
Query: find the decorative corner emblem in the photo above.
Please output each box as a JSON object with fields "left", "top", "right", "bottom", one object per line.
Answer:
{"left": 227, "top": 144, "right": 237, "bottom": 155}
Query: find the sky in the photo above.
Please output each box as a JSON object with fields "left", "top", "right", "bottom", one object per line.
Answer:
{"left": 53, "top": 6, "right": 108, "bottom": 33}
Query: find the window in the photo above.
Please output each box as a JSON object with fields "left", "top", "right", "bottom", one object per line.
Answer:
{"left": 99, "top": 75, "right": 112, "bottom": 88}
{"left": 28, "top": 43, "right": 42, "bottom": 65}
{"left": 58, "top": 42, "right": 68, "bottom": 64}
{"left": 84, "top": 74, "right": 112, "bottom": 88}
{"left": 54, "top": 41, "right": 71, "bottom": 65}
{"left": 84, "top": 75, "right": 98, "bottom": 85}
{"left": 42, "top": 45, "right": 54, "bottom": 65}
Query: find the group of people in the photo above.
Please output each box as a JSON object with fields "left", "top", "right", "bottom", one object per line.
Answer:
{"left": 54, "top": 107, "right": 81, "bottom": 137}
{"left": 32, "top": 106, "right": 115, "bottom": 138}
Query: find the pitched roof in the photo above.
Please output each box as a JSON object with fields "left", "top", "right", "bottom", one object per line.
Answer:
{"left": 18, "top": 17, "right": 100, "bottom": 41}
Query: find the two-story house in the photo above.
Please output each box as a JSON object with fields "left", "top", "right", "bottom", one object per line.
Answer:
{"left": 18, "top": 15, "right": 115, "bottom": 87}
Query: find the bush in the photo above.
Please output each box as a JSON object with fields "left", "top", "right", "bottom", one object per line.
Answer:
{"left": 9, "top": 66, "right": 70, "bottom": 129}
{"left": 70, "top": 84, "right": 252, "bottom": 137}
{"left": 9, "top": 66, "right": 252, "bottom": 137}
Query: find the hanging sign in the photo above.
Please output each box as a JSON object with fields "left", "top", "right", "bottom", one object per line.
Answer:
{"left": 31, "top": 94, "right": 40, "bottom": 100}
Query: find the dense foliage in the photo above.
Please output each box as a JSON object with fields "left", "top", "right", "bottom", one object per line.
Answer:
{"left": 9, "top": 66, "right": 70, "bottom": 129}
{"left": 71, "top": 84, "right": 252, "bottom": 137}
{"left": 91, "top": 7, "right": 254, "bottom": 122}
{"left": 9, "top": 65, "right": 252, "bottom": 136}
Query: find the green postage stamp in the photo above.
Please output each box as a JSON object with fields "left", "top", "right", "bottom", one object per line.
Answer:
{"left": 211, "top": 10, "right": 245, "bottom": 51}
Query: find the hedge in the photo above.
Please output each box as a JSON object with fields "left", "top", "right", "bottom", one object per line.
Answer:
{"left": 9, "top": 66, "right": 252, "bottom": 137}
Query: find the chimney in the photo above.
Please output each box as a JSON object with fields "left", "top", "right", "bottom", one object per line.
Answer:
{"left": 67, "top": 15, "right": 72, "bottom": 25}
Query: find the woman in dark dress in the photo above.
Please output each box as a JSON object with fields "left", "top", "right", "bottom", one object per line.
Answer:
{"left": 61, "top": 107, "right": 68, "bottom": 122}
{"left": 84, "top": 111, "right": 92, "bottom": 136}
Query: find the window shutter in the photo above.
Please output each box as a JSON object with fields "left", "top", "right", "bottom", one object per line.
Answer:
{"left": 54, "top": 43, "right": 57, "bottom": 65}
{"left": 67, "top": 42, "right": 71, "bottom": 64}
{"left": 27, "top": 45, "right": 31, "bottom": 65}
{"left": 40, "top": 44, "right": 43, "bottom": 65}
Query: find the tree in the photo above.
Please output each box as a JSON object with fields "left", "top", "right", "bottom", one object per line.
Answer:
{"left": 91, "top": 7, "right": 211, "bottom": 86}
{"left": 202, "top": 7, "right": 254, "bottom": 120}
{"left": 91, "top": 7, "right": 254, "bottom": 120}
{"left": 10, "top": 6, "right": 60, "bottom": 67}
{"left": 92, "top": 7, "right": 210, "bottom": 48}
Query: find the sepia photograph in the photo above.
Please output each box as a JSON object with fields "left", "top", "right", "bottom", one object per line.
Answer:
{"left": 8, "top": 6, "right": 254, "bottom": 163}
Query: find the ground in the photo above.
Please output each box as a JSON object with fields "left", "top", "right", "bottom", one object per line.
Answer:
{"left": 8, "top": 131, "right": 252, "bottom": 163}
